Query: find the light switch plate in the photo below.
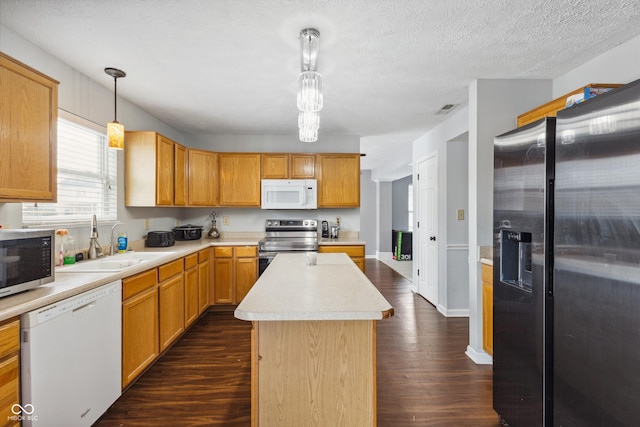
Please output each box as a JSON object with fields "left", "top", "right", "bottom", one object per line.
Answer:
{"left": 457, "top": 209, "right": 464, "bottom": 220}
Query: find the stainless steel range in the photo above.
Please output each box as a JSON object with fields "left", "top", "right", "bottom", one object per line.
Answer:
{"left": 258, "top": 219, "right": 318, "bottom": 276}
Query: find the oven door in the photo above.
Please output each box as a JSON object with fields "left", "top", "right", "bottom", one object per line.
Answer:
{"left": 258, "top": 252, "right": 277, "bottom": 276}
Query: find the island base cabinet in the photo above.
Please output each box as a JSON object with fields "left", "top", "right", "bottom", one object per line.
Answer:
{"left": 252, "top": 320, "right": 376, "bottom": 427}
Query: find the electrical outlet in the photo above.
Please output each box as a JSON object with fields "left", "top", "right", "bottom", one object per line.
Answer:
{"left": 457, "top": 209, "right": 465, "bottom": 220}
{"left": 223, "top": 216, "right": 230, "bottom": 226}
{"left": 335, "top": 216, "right": 341, "bottom": 226}
{"left": 144, "top": 219, "right": 150, "bottom": 230}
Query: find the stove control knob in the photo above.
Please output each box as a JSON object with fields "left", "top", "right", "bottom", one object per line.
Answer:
{"left": 266, "top": 221, "right": 272, "bottom": 227}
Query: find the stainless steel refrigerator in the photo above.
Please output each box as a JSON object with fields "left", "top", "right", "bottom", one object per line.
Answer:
{"left": 493, "top": 80, "right": 640, "bottom": 426}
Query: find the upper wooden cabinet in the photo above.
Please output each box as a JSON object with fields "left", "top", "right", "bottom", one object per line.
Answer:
{"left": 262, "top": 154, "right": 289, "bottom": 179}
{"left": 0, "top": 52, "right": 59, "bottom": 202}
{"left": 188, "top": 149, "right": 218, "bottom": 206}
{"left": 261, "top": 153, "right": 315, "bottom": 179}
{"left": 174, "top": 143, "right": 187, "bottom": 206}
{"left": 218, "top": 153, "right": 261, "bottom": 207}
{"left": 125, "top": 131, "right": 186, "bottom": 206}
{"left": 316, "top": 154, "right": 360, "bottom": 207}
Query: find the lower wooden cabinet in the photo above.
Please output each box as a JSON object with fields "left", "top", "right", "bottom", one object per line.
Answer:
{"left": 213, "top": 246, "right": 258, "bottom": 304}
{"left": 318, "top": 245, "right": 366, "bottom": 273}
{"left": 122, "top": 276, "right": 159, "bottom": 388}
{"left": 0, "top": 317, "right": 20, "bottom": 427}
{"left": 481, "top": 263, "right": 493, "bottom": 357}
{"left": 184, "top": 253, "right": 199, "bottom": 327}
{"left": 198, "top": 249, "right": 210, "bottom": 313}
{"left": 158, "top": 261, "right": 185, "bottom": 352}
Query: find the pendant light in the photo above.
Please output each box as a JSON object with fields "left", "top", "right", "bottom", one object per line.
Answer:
{"left": 104, "top": 67, "right": 126, "bottom": 150}
{"left": 297, "top": 28, "right": 322, "bottom": 142}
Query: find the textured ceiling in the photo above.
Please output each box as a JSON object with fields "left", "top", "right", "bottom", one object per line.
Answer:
{"left": 2, "top": 0, "right": 640, "bottom": 175}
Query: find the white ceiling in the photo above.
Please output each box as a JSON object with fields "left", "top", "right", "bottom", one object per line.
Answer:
{"left": 2, "top": 0, "right": 640, "bottom": 175}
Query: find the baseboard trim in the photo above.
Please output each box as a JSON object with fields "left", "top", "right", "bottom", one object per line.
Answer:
{"left": 465, "top": 345, "right": 493, "bottom": 365}
{"left": 436, "top": 305, "right": 469, "bottom": 318}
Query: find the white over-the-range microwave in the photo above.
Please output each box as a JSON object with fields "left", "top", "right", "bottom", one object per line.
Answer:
{"left": 261, "top": 179, "right": 317, "bottom": 209}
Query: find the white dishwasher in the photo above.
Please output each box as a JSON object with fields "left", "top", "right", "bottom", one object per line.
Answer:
{"left": 21, "top": 280, "right": 122, "bottom": 427}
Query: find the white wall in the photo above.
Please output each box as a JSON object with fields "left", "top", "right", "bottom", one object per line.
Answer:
{"left": 376, "top": 182, "right": 392, "bottom": 254}
{"left": 391, "top": 176, "right": 411, "bottom": 231}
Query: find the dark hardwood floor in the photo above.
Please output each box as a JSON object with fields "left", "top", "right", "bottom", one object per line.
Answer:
{"left": 95, "top": 259, "right": 500, "bottom": 426}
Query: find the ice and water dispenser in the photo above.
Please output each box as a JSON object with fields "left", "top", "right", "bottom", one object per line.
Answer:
{"left": 500, "top": 230, "right": 533, "bottom": 292}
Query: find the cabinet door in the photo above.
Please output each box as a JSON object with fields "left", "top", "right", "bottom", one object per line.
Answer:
{"left": 316, "top": 154, "right": 360, "bottom": 207}
{"left": 0, "top": 354, "right": 20, "bottom": 425}
{"left": 235, "top": 257, "right": 258, "bottom": 303}
{"left": 184, "top": 265, "right": 199, "bottom": 327}
{"left": 0, "top": 52, "right": 58, "bottom": 202}
{"left": 290, "top": 154, "right": 315, "bottom": 179}
{"left": 174, "top": 143, "right": 187, "bottom": 206}
{"left": 156, "top": 135, "right": 175, "bottom": 205}
{"left": 262, "top": 154, "right": 289, "bottom": 179}
{"left": 198, "top": 260, "right": 210, "bottom": 314}
{"left": 122, "top": 286, "right": 159, "bottom": 388}
{"left": 218, "top": 153, "right": 261, "bottom": 206}
{"left": 159, "top": 274, "right": 185, "bottom": 352}
{"left": 213, "top": 258, "right": 234, "bottom": 304}
{"left": 188, "top": 149, "right": 218, "bottom": 206}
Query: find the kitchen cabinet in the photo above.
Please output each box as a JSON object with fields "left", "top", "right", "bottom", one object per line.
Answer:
{"left": 158, "top": 259, "right": 185, "bottom": 352}
{"left": 318, "top": 245, "right": 366, "bottom": 273}
{"left": 198, "top": 249, "right": 210, "bottom": 314}
{"left": 213, "top": 246, "right": 258, "bottom": 304}
{"left": 188, "top": 149, "right": 218, "bottom": 206}
{"left": 0, "top": 317, "right": 20, "bottom": 427}
{"left": 125, "top": 131, "right": 186, "bottom": 206}
{"left": 0, "top": 52, "right": 58, "bottom": 202}
{"left": 316, "top": 154, "right": 360, "bottom": 207}
{"left": 481, "top": 262, "right": 493, "bottom": 356}
{"left": 261, "top": 154, "right": 289, "bottom": 179}
{"left": 184, "top": 253, "right": 199, "bottom": 327}
{"left": 218, "top": 153, "right": 261, "bottom": 206}
{"left": 174, "top": 143, "right": 188, "bottom": 206}
{"left": 262, "top": 153, "right": 315, "bottom": 179}
{"left": 122, "top": 269, "right": 159, "bottom": 388}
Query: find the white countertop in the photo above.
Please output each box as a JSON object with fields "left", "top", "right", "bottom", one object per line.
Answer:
{"left": 234, "top": 252, "right": 393, "bottom": 321}
{"left": 0, "top": 237, "right": 259, "bottom": 322}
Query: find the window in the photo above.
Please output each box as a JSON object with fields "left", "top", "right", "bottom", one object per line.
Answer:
{"left": 22, "top": 111, "right": 117, "bottom": 224}
{"left": 408, "top": 183, "right": 414, "bottom": 231}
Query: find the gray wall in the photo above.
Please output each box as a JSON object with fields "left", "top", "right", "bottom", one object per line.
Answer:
{"left": 359, "top": 170, "right": 377, "bottom": 256}
{"left": 376, "top": 182, "right": 392, "bottom": 253}
{"left": 391, "top": 175, "right": 411, "bottom": 231}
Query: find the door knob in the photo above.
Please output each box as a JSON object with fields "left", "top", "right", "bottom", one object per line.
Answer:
{"left": 430, "top": 236, "right": 436, "bottom": 241}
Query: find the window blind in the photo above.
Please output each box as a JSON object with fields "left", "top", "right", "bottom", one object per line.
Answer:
{"left": 22, "top": 114, "right": 117, "bottom": 224}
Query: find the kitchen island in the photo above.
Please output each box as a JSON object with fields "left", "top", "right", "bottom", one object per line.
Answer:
{"left": 235, "top": 252, "right": 393, "bottom": 427}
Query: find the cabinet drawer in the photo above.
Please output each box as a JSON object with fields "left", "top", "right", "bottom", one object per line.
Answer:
{"left": 184, "top": 253, "right": 198, "bottom": 269}
{"left": 198, "top": 249, "right": 210, "bottom": 263}
{"left": 0, "top": 318, "right": 20, "bottom": 357}
{"left": 481, "top": 264, "right": 493, "bottom": 286}
{"left": 123, "top": 269, "right": 158, "bottom": 300}
{"left": 234, "top": 246, "right": 257, "bottom": 258}
{"left": 214, "top": 246, "right": 233, "bottom": 258}
{"left": 319, "top": 245, "right": 365, "bottom": 257}
{"left": 159, "top": 259, "right": 183, "bottom": 282}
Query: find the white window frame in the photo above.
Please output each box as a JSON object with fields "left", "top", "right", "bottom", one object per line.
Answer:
{"left": 22, "top": 110, "right": 118, "bottom": 226}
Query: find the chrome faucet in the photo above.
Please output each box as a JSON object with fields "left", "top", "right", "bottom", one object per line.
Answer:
{"left": 88, "top": 214, "right": 103, "bottom": 259}
{"left": 110, "top": 222, "right": 129, "bottom": 256}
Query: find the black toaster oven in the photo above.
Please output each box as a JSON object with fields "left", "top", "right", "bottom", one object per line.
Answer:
{"left": 146, "top": 231, "right": 175, "bottom": 247}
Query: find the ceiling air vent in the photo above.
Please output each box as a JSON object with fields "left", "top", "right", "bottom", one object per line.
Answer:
{"left": 435, "top": 104, "right": 458, "bottom": 115}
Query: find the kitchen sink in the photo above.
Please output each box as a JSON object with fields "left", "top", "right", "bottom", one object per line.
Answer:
{"left": 58, "top": 251, "right": 176, "bottom": 273}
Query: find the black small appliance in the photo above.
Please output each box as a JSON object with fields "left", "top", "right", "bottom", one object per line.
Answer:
{"left": 146, "top": 231, "right": 175, "bottom": 247}
{"left": 321, "top": 221, "right": 329, "bottom": 238}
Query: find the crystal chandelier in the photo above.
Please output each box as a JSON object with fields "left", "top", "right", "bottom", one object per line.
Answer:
{"left": 298, "top": 28, "right": 322, "bottom": 142}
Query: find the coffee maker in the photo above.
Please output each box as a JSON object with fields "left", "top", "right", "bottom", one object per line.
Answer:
{"left": 321, "top": 221, "right": 329, "bottom": 238}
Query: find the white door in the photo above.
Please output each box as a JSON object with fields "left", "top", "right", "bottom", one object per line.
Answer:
{"left": 418, "top": 154, "right": 438, "bottom": 305}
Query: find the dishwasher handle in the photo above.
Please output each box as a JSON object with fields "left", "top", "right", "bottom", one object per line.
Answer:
{"left": 72, "top": 301, "right": 97, "bottom": 316}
